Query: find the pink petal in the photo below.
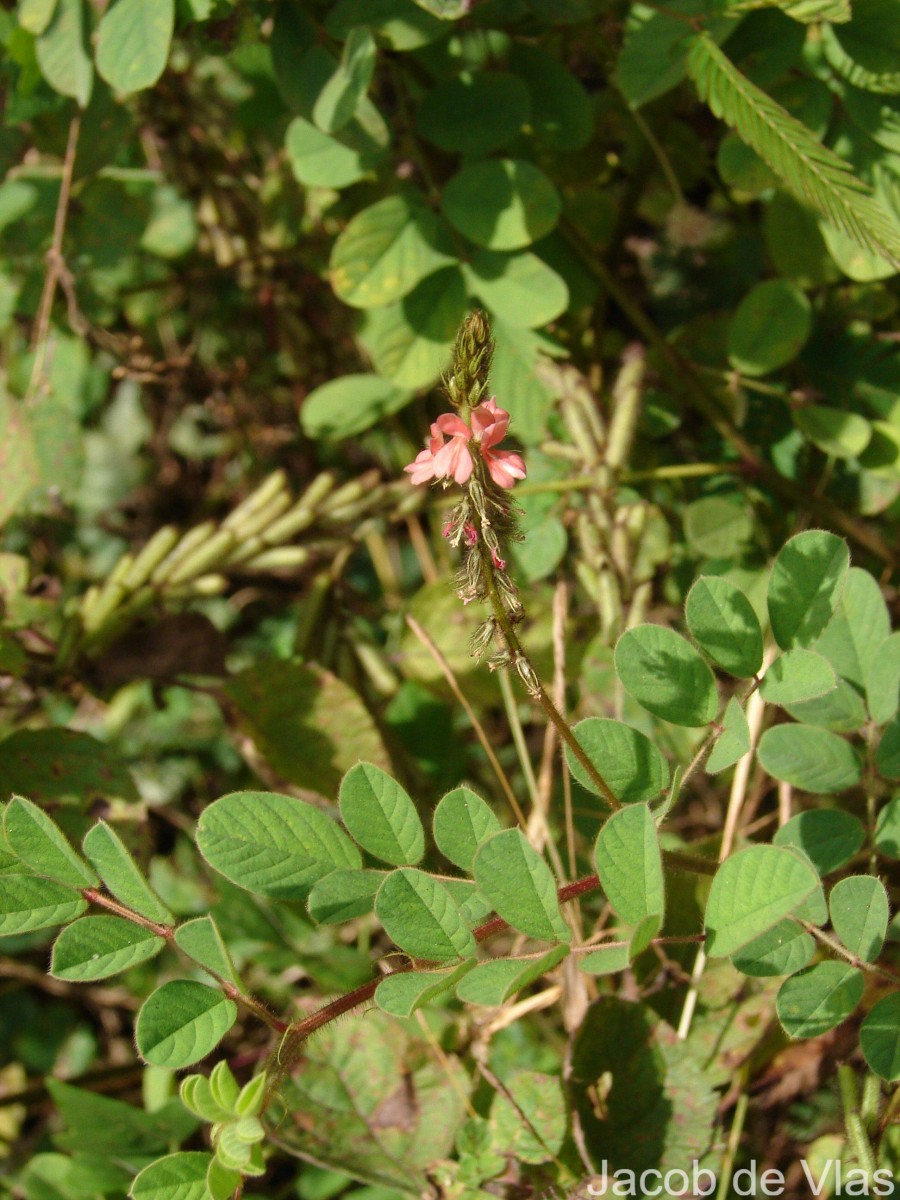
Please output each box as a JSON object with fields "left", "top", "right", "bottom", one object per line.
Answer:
{"left": 436, "top": 412, "right": 472, "bottom": 439}
{"left": 451, "top": 443, "right": 474, "bottom": 485}
{"left": 471, "top": 400, "right": 510, "bottom": 447}
{"left": 404, "top": 449, "right": 438, "bottom": 485}
{"left": 484, "top": 448, "right": 526, "bottom": 488}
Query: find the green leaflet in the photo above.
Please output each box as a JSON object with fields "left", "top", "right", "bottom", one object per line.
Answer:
{"left": 174, "top": 915, "right": 241, "bottom": 985}
{"left": 776, "top": 961, "right": 863, "bottom": 1039}
{"left": 757, "top": 725, "right": 861, "bottom": 793}
{"left": 432, "top": 787, "right": 500, "bottom": 873}
{"left": 565, "top": 718, "right": 669, "bottom": 805}
{"left": 705, "top": 844, "right": 822, "bottom": 957}
{"left": 614, "top": 625, "right": 718, "bottom": 727}
{"left": 767, "top": 531, "right": 850, "bottom": 650}
{"left": 0, "top": 874, "right": 87, "bottom": 935}
{"left": 358, "top": 267, "right": 466, "bottom": 389}
{"left": 731, "top": 919, "right": 815, "bottom": 978}
{"left": 861, "top": 993, "right": 900, "bottom": 1080}
{"left": 441, "top": 160, "right": 561, "bottom": 251}
{"left": 728, "top": 280, "right": 812, "bottom": 377}
{"left": 759, "top": 649, "right": 837, "bottom": 706}
{"left": 135, "top": 981, "right": 236, "bottom": 1069}
{"left": 130, "top": 1153, "right": 212, "bottom": 1200}
{"left": 462, "top": 250, "right": 569, "bottom": 330}
{"left": 773, "top": 809, "right": 865, "bottom": 875}
{"left": 82, "top": 821, "right": 173, "bottom": 924}
{"left": 313, "top": 27, "right": 377, "bottom": 134}
{"left": 706, "top": 697, "right": 751, "bottom": 774}
{"left": 51, "top": 915, "right": 164, "bottom": 981}
{"left": 4, "top": 795, "right": 97, "bottom": 887}
{"left": 308, "top": 868, "right": 385, "bottom": 925}
{"left": 455, "top": 944, "right": 569, "bottom": 1006}
{"left": 375, "top": 868, "right": 476, "bottom": 961}
{"left": 594, "top": 804, "right": 664, "bottom": 929}
{"left": 685, "top": 576, "right": 763, "bottom": 679}
{"left": 829, "top": 875, "right": 889, "bottom": 961}
{"left": 196, "top": 791, "right": 361, "bottom": 900}
{"left": 330, "top": 193, "right": 457, "bottom": 308}
{"left": 417, "top": 73, "right": 530, "bottom": 156}
{"left": 683, "top": 496, "right": 754, "bottom": 559}
{"left": 95, "top": 0, "right": 174, "bottom": 94}
{"left": 375, "top": 959, "right": 475, "bottom": 1017}
{"left": 35, "top": 0, "right": 93, "bottom": 107}
{"left": 473, "top": 829, "right": 571, "bottom": 943}
{"left": 299, "top": 373, "right": 412, "bottom": 439}
{"left": 339, "top": 762, "right": 425, "bottom": 866}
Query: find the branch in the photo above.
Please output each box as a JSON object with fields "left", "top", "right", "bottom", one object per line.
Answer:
{"left": 27, "top": 111, "right": 81, "bottom": 400}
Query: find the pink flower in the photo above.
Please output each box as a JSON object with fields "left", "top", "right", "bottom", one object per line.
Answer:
{"left": 470, "top": 398, "right": 527, "bottom": 488}
{"left": 404, "top": 398, "right": 525, "bottom": 489}
{"left": 405, "top": 422, "right": 446, "bottom": 485}
{"left": 431, "top": 413, "right": 474, "bottom": 485}
{"left": 404, "top": 415, "right": 474, "bottom": 486}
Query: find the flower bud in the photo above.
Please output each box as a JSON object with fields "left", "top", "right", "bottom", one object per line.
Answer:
{"left": 445, "top": 309, "right": 494, "bottom": 412}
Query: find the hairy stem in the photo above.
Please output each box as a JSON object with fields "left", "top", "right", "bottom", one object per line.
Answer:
{"left": 82, "top": 887, "right": 288, "bottom": 1033}
{"left": 476, "top": 540, "right": 621, "bottom": 810}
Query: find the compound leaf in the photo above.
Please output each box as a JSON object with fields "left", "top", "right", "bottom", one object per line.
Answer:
{"left": 688, "top": 33, "right": 900, "bottom": 269}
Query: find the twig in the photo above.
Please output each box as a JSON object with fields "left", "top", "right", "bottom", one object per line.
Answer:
{"left": 475, "top": 539, "right": 621, "bottom": 810}
{"left": 27, "top": 112, "right": 81, "bottom": 400}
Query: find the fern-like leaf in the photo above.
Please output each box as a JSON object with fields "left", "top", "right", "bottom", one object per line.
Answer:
{"left": 688, "top": 33, "right": 900, "bottom": 269}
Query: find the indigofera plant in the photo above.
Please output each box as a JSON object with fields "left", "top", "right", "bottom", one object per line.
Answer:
{"left": 2, "top": 317, "right": 900, "bottom": 1194}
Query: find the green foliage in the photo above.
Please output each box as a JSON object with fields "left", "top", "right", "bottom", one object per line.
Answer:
{"left": 777, "top": 961, "right": 864, "bottom": 1038}
{"left": 473, "top": 829, "right": 571, "bottom": 943}
{"left": 196, "top": 791, "right": 362, "bottom": 899}
{"left": 615, "top": 624, "right": 719, "bottom": 726}
{"left": 688, "top": 32, "right": 900, "bottom": 267}
{"left": 705, "top": 845, "right": 822, "bottom": 956}
{"left": 594, "top": 803, "right": 665, "bottom": 928}
{"left": 135, "top": 981, "right": 237, "bottom": 1069}
{"left": 339, "top": 762, "right": 424, "bottom": 866}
